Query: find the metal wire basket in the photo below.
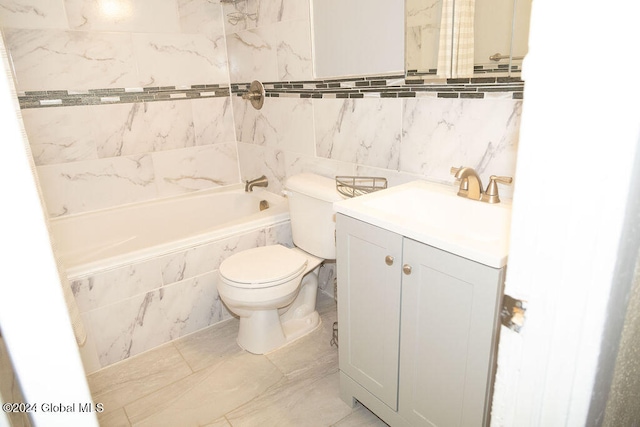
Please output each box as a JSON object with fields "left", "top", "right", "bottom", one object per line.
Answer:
{"left": 335, "top": 176, "right": 388, "bottom": 198}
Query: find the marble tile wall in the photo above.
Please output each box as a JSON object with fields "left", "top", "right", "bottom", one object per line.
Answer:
{"left": 2, "top": 0, "right": 522, "bottom": 212}
{"left": 232, "top": 92, "right": 521, "bottom": 199}
{"left": 0, "top": 0, "right": 238, "bottom": 217}
{"left": 225, "top": 0, "right": 523, "bottom": 200}
{"left": 222, "top": 0, "right": 312, "bottom": 82}
{"left": 74, "top": 222, "right": 294, "bottom": 372}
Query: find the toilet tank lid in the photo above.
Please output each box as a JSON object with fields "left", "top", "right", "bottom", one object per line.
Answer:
{"left": 285, "top": 173, "right": 344, "bottom": 202}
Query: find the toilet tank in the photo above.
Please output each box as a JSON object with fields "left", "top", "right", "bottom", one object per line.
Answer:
{"left": 285, "top": 173, "right": 344, "bottom": 259}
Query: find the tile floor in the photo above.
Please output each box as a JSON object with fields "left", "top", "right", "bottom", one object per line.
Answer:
{"left": 87, "top": 294, "right": 389, "bottom": 427}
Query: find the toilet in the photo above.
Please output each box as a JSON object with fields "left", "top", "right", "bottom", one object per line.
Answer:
{"left": 217, "top": 173, "right": 343, "bottom": 354}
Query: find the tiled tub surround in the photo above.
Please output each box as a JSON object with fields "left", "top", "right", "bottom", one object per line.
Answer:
{"left": 16, "top": 73, "right": 523, "bottom": 217}
{"left": 232, "top": 74, "right": 524, "bottom": 100}
{"left": 232, "top": 77, "right": 523, "bottom": 200}
{"left": 1, "top": 0, "right": 235, "bottom": 218}
{"left": 1, "top": 7, "right": 229, "bottom": 92}
{"left": 223, "top": 0, "right": 523, "bottom": 198}
{"left": 17, "top": 84, "right": 231, "bottom": 109}
{"left": 23, "top": 96, "right": 239, "bottom": 217}
{"left": 3, "top": 0, "right": 523, "bottom": 217}
{"left": 17, "top": 74, "right": 523, "bottom": 109}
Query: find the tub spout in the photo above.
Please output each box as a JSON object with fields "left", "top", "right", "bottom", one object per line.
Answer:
{"left": 245, "top": 175, "right": 269, "bottom": 192}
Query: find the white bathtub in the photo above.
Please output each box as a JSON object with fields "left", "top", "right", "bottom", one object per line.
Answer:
{"left": 50, "top": 185, "right": 290, "bottom": 278}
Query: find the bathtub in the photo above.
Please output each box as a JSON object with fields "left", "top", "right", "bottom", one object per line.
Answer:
{"left": 50, "top": 184, "right": 292, "bottom": 370}
{"left": 50, "top": 184, "right": 290, "bottom": 278}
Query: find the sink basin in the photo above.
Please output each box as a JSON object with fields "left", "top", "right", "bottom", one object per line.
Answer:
{"left": 333, "top": 180, "right": 512, "bottom": 268}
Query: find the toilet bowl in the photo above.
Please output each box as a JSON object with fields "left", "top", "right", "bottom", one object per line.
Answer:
{"left": 217, "top": 173, "right": 343, "bottom": 354}
{"left": 218, "top": 245, "right": 323, "bottom": 354}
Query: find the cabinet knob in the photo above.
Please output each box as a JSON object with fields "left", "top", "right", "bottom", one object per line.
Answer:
{"left": 403, "top": 264, "right": 412, "bottom": 275}
{"left": 385, "top": 255, "right": 394, "bottom": 266}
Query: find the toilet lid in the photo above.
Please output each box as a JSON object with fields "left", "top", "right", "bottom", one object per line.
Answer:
{"left": 219, "top": 245, "right": 308, "bottom": 288}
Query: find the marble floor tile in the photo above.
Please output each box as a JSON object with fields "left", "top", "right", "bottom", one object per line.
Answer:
{"left": 226, "top": 371, "right": 352, "bottom": 427}
{"left": 87, "top": 343, "right": 192, "bottom": 415}
{"left": 202, "top": 418, "right": 232, "bottom": 427}
{"left": 265, "top": 300, "right": 338, "bottom": 380}
{"left": 174, "top": 317, "right": 244, "bottom": 372}
{"left": 97, "top": 407, "right": 130, "bottom": 427}
{"left": 125, "top": 352, "right": 283, "bottom": 426}
{"left": 86, "top": 293, "right": 386, "bottom": 427}
{"left": 317, "top": 290, "right": 338, "bottom": 315}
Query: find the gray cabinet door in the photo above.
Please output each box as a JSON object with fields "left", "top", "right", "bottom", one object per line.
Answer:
{"left": 337, "top": 214, "right": 403, "bottom": 410}
{"left": 398, "top": 238, "right": 504, "bottom": 427}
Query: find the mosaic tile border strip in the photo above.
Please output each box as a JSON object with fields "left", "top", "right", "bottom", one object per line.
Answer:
{"left": 406, "top": 62, "right": 523, "bottom": 77}
{"left": 232, "top": 74, "right": 524, "bottom": 100}
{"left": 17, "top": 74, "right": 524, "bottom": 109}
{"left": 17, "top": 84, "right": 230, "bottom": 109}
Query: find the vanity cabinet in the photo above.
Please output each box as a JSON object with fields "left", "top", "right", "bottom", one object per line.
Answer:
{"left": 336, "top": 214, "right": 504, "bottom": 427}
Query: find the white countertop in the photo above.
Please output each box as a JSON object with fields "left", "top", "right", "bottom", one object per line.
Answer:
{"left": 333, "top": 180, "right": 512, "bottom": 268}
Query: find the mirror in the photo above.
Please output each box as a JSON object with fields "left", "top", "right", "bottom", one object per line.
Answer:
{"left": 311, "top": 0, "right": 404, "bottom": 78}
{"left": 405, "top": 0, "right": 532, "bottom": 78}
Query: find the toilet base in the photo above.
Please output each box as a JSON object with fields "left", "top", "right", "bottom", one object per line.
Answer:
{"left": 280, "top": 310, "right": 322, "bottom": 349}
{"left": 237, "top": 309, "right": 286, "bottom": 354}
{"left": 231, "top": 267, "right": 323, "bottom": 355}
{"left": 236, "top": 309, "right": 322, "bottom": 355}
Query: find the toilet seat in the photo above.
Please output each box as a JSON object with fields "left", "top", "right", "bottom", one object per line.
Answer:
{"left": 219, "top": 245, "right": 308, "bottom": 289}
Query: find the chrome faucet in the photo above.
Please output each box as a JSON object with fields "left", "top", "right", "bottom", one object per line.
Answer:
{"left": 451, "top": 166, "right": 483, "bottom": 200}
{"left": 245, "top": 175, "right": 268, "bottom": 192}
{"left": 450, "top": 166, "right": 513, "bottom": 203}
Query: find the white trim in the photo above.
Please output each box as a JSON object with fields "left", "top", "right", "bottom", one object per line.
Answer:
{"left": 0, "top": 34, "right": 98, "bottom": 427}
{"left": 490, "top": 0, "right": 640, "bottom": 425}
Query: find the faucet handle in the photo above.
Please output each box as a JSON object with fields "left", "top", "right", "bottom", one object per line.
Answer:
{"left": 490, "top": 175, "right": 513, "bottom": 186}
{"left": 450, "top": 166, "right": 462, "bottom": 175}
{"left": 483, "top": 175, "right": 513, "bottom": 204}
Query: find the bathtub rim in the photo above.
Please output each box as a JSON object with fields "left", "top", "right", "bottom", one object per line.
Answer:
{"left": 50, "top": 185, "right": 291, "bottom": 279}
{"left": 50, "top": 182, "right": 249, "bottom": 222}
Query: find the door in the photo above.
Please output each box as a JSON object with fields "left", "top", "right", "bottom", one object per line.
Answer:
{"left": 336, "top": 214, "right": 403, "bottom": 410}
{"left": 399, "top": 238, "right": 504, "bottom": 426}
